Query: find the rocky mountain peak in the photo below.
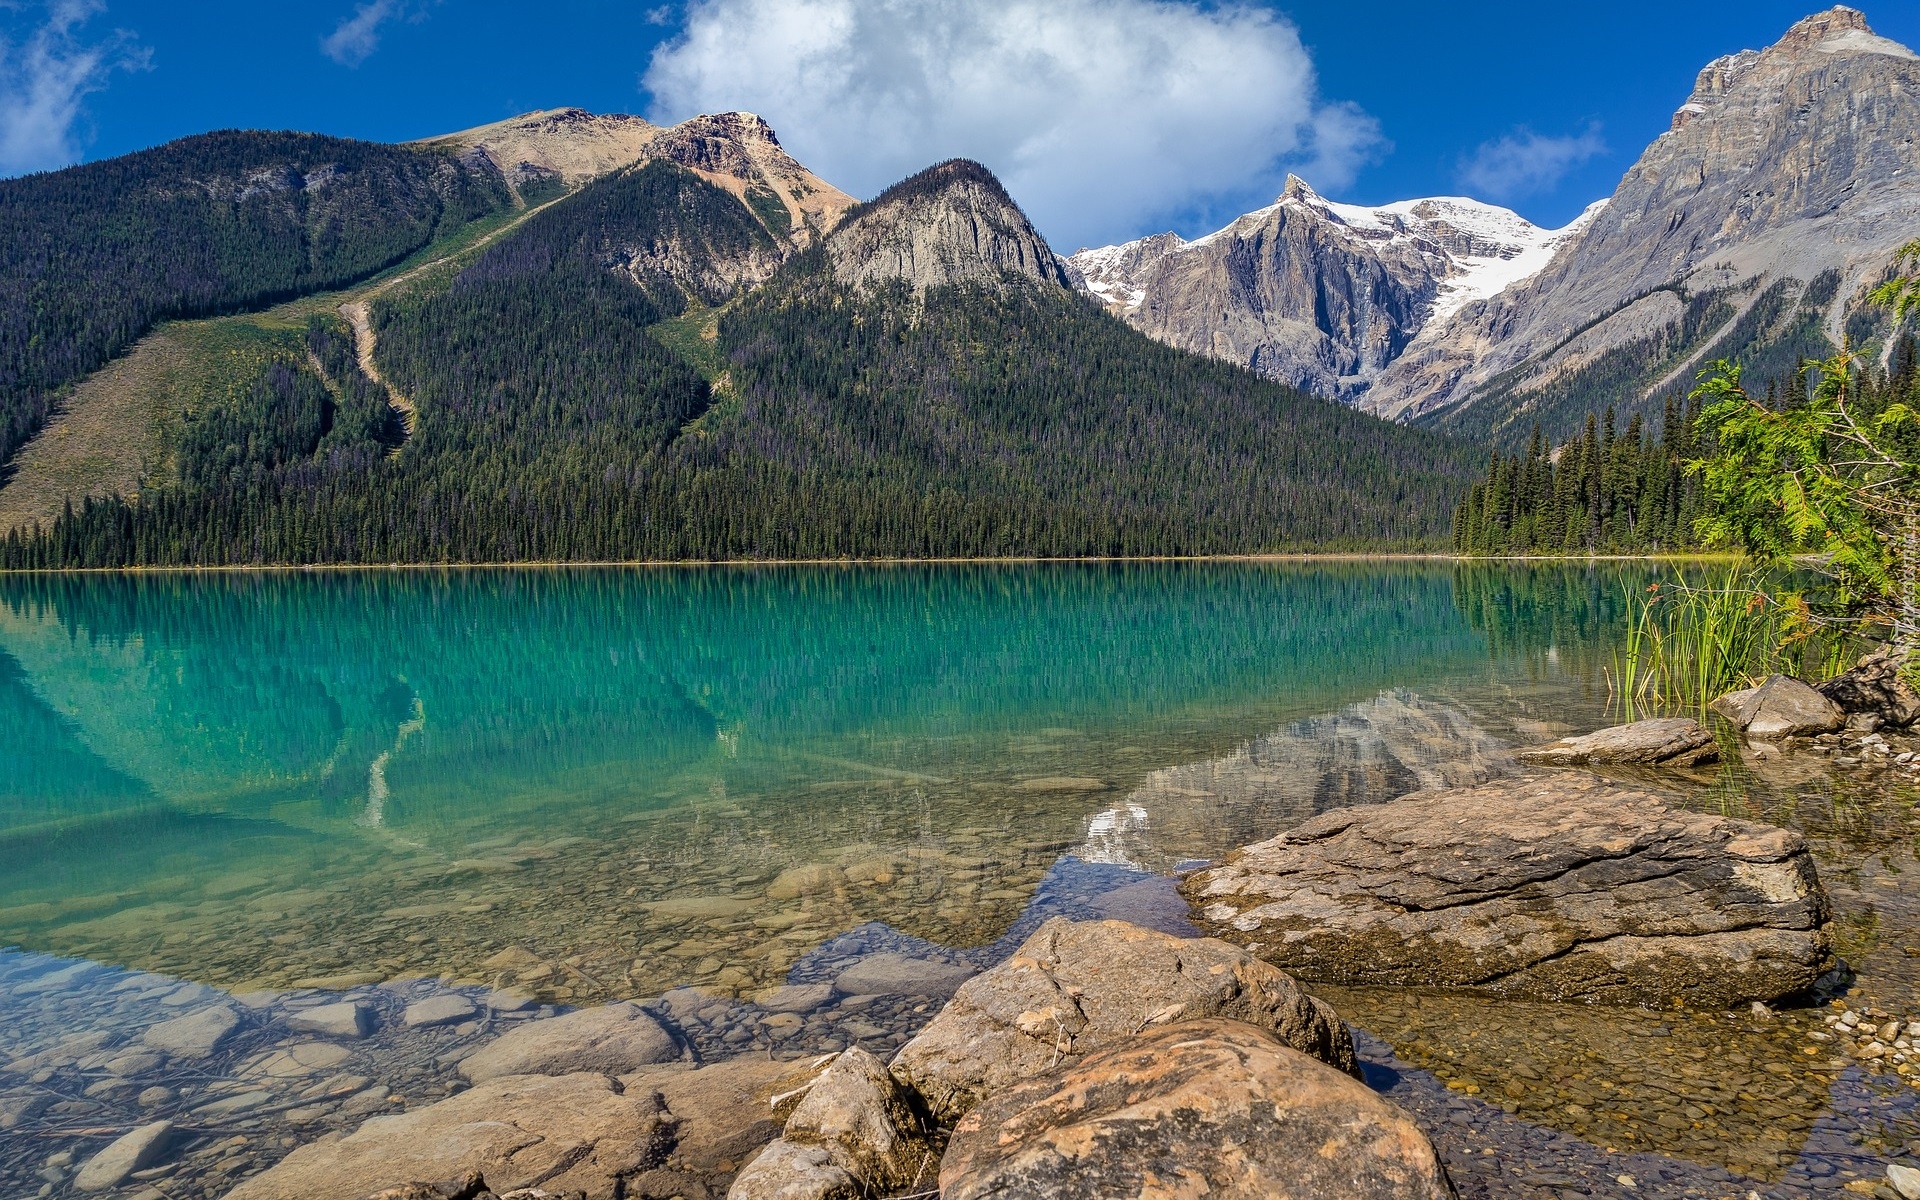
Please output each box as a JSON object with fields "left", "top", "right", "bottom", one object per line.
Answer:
{"left": 1068, "top": 182, "right": 1588, "bottom": 401}
{"left": 827, "top": 159, "right": 1077, "bottom": 293}
{"left": 1278, "top": 174, "right": 1321, "bottom": 204}
{"left": 1360, "top": 8, "right": 1920, "bottom": 438}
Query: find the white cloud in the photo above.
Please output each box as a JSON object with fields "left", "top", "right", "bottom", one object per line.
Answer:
{"left": 1458, "top": 124, "right": 1606, "bottom": 202}
{"left": 323, "top": 0, "right": 433, "bottom": 67}
{"left": 643, "top": 0, "right": 1382, "bottom": 248}
{"left": 0, "top": 0, "right": 146, "bottom": 176}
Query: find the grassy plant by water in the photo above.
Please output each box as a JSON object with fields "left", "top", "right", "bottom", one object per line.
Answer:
{"left": 1609, "top": 565, "right": 1848, "bottom": 715}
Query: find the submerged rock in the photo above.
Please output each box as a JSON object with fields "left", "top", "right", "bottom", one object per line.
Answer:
{"left": 938, "top": 1019, "right": 1455, "bottom": 1200}
{"left": 1182, "top": 773, "right": 1833, "bottom": 1006}
{"left": 459, "top": 1002, "right": 683, "bottom": 1082}
{"left": 891, "top": 917, "right": 1355, "bottom": 1122}
{"left": 287, "top": 1001, "right": 373, "bottom": 1040}
{"left": 1711, "top": 674, "right": 1844, "bottom": 739}
{"left": 1819, "top": 651, "right": 1920, "bottom": 729}
{"left": 1516, "top": 717, "right": 1718, "bottom": 767}
{"left": 74, "top": 1119, "right": 173, "bottom": 1191}
{"left": 830, "top": 954, "right": 974, "bottom": 999}
{"left": 143, "top": 1004, "right": 241, "bottom": 1059}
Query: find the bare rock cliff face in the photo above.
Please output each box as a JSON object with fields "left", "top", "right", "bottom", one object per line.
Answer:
{"left": 1072, "top": 178, "right": 1588, "bottom": 402}
{"left": 828, "top": 159, "right": 1078, "bottom": 293}
{"left": 422, "top": 107, "right": 856, "bottom": 252}
{"left": 1362, "top": 7, "right": 1920, "bottom": 426}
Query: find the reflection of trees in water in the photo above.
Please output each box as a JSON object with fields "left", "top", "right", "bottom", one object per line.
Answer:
{"left": 0, "top": 562, "right": 1525, "bottom": 839}
{"left": 0, "top": 646, "right": 155, "bottom": 824}
{"left": 1449, "top": 561, "right": 1660, "bottom": 683}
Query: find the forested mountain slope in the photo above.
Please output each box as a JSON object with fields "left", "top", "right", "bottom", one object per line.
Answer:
{"left": 0, "top": 131, "right": 512, "bottom": 478}
{"left": 0, "top": 157, "right": 1479, "bottom": 567}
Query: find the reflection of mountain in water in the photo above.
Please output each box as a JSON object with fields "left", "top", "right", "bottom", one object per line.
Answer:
{"left": 0, "top": 565, "right": 1511, "bottom": 834}
{"left": 1080, "top": 690, "right": 1514, "bottom": 871}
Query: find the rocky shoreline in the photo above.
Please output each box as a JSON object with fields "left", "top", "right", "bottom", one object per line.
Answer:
{"left": 17, "top": 675, "right": 1920, "bottom": 1199}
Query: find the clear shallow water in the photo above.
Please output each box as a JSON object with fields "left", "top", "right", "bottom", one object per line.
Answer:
{"left": 1, "top": 563, "right": 1916, "bottom": 1198}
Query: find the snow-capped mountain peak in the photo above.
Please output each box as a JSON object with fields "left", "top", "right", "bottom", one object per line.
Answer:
{"left": 1068, "top": 182, "right": 1605, "bottom": 401}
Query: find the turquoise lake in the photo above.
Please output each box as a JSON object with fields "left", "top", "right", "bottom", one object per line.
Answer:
{"left": 0, "top": 561, "right": 1623, "bottom": 998}
{"left": 1, "top": 562, "right": 1913, "bottom": 1193}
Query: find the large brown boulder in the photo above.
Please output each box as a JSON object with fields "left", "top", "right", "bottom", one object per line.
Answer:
{"left": 1181, "top": 773, "right": 1833, "bottom": 1007}
{"left": 1818, "top": 651, "right": 1920, "bottom": 728}
{"left": 1711, "top": 674, "right": 1844, "bottom": 738}
{"left": 1516, "top": 716, "right": 1718, "bottom": 767}
{"left": 889, "top": 917, "right": 1354, "bottom": 1123}
{"left": 938, "top": 1019, "right": 1454, "bottom": 1200}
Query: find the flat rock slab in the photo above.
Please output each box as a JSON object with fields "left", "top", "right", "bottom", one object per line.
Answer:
{"left": 1517, "top": 717, "right": 1718, "bottom": 767}
{"left": 892, "top": 917, "right": 1355, "bottom": 1122}
{"left": 286, "top": 1001, "right": 372, "bottom": 1039}
{"left": 224, "top": 1072, "right": 673, "bottom": 1200}
{"left": 1182, "top": 773, "right": 1834, "bottom": 1007}
{"left": 1712, "top": 674, "right": 1844, "bottom": 738}
{"left": 621, "top": 1056, "right": 826, "bottom": 1196}
{"left": 460, "top": 1002, "right": 683, "bottom": 1082}
{"left": 143, "top": 1004, "right": 241, "bottom": 1059}
{"left": 404, "top": 995, "right": 478, "bottom": 1028}
{"left": 830, "top": 954, "right": 975, "bottom": 999}
{"left": 939, "top": 1019, "right": 1455, "bottom": 1200}
{"left": 75, "top": 1119, "right": 173, "bottom": 1191}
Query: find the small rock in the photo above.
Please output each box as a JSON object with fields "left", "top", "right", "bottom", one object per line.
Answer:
{"left": 939, "top": 1020, "right": 1453, "bottom": 1200}
{"left": 831, "top": 954, "right": 975, "bottom": 999}
{"left": 1890, "top": 1163, "right": 1920, "bottom": 1200}
{"left": 73, "top": 1121, "right": 173, "bottom": 1192}
{"left": 459, "top": 1002, "right": 683, "bottom": 1082}
{"left": 142, "top": 1005, "right": 241, "bottom": 1059}
{"left": 766, "top": 865, "right": 849, "bottom": 901}
{"left": 482, "top": 991, "right": 537, "bottom": 1014}
{"left": 727, "top": 1140, "right": 857, "bottom": 1200}
{"left": 758, "top": 984, "right": 837, "bottom": 1014}
{"left": 287, "top": 1002, "right": 372, "bottom": 1039}
{"left": 404, "top": 995, "right": 478, "bottom": 1029}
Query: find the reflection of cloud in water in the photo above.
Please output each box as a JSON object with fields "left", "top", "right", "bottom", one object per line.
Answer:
{"left": 1077, "top": 689, "right": 1515, "bottom": 872}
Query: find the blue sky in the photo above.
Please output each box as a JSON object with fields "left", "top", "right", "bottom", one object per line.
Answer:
{"left": 3, "top": 1, "right": 1914, "bottom": 249}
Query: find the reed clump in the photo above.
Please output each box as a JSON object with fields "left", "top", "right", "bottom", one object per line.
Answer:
{"left": 1609, "top": 565, "right": 1849, "bottom": 715}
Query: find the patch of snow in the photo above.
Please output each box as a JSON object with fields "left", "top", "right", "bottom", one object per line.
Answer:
{"left": 1817, "top": 27, "right": 1916, "bottom": 58}
{"left": 1427, "top": 198, "right": 1608, "bottom": 325}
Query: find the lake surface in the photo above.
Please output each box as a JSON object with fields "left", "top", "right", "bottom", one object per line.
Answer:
{"left": 1, "top": 563, "right": 1914, "bottom": 1198}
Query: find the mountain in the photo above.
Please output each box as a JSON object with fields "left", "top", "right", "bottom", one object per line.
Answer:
{"left": 1, "top": 150, "right": 1479, "bottom": 567}
{"left": 1362, "top": 6, "right": 1920, "bottom": 441}
{"left": 1070, "top": 178, "right": 1598, "bottom": 402}
{"left": 1070, "top": 7, "right": 1920, "bottom": 445}
{"left": 0, "top": 109, "right": 853, "bottom": 537}
{"left": 418, "top": 107, "right": 856, "bottom": 246}
{"left": 828, "top": 159, "right": 1079, "bottom": 291}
